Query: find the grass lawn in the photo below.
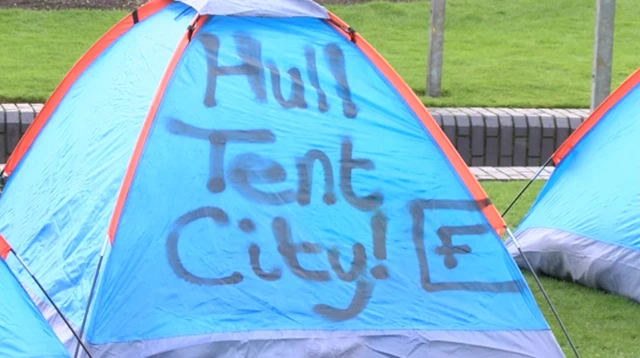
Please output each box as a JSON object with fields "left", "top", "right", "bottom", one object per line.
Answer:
{"left": 484, "top": 180, "right": 640, "bottom": 358}
{"left": 2, "top": 0, "right": 640, "bottom": 106}
{"left": 0, "top": 9, "right": 127, "bottom": 103}
{"left": 331, "top": 0, "right": 640, "bottom": 108}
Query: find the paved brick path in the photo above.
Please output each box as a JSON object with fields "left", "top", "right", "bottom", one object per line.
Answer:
{"left": 471, "top": 166, "right": 554, "bottom": 181}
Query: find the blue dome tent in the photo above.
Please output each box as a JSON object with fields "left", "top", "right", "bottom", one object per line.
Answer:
{"left": 508, "top": 68, "right": 640, "bottom": 305}
{"left": 0, "top": 1, "right": 564, "bottom": 356}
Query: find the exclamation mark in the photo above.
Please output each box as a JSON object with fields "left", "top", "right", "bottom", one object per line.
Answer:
{"left": 370, "top": 211, "right": 389, "bottom": 279}
{"left": 324, "top": 43, "right": 358, "bottom": 119}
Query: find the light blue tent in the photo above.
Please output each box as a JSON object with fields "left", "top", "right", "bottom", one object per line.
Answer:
{"left": 0, "top": 237, "right": 68, "bottom": 358}
{"left": 0, "top": 0, "right": 564, "bottom": 356}
{"left": 508, "top": 68, "right": 640, "bottom": 304}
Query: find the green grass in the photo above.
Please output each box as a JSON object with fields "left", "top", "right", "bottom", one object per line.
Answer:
{"left": 2, "top": 0, "right": 640, "bottom": 106}
{"left": 328, "top": 0, "right": 640, "bottom": 108}
{"left": 483, "top": 181, "right": 640, "bottom": 358}
{"left": 0, "top": 9, "right": 127, "bottom": 102}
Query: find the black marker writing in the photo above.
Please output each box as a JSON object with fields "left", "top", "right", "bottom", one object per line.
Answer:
{"left": 340, "top": 139, "right": 384, "bottom": 211}
{"left": 166, "top": 207, "right": 390, "bottom": 322}
{"left": 168, "top": 120, "right": 382, "bottom": 212}
{"left": 249, "top": 244, "right": 282, "bottom": 281}
{"left": 272, "top": 217, "right": 330, "bottom": 282}
{"left": 370, "top": 211, "right": 389, "bottom": 279}
{"left": 200, "top": 33, "right": 357, "bottom": 118}
{"left": 166, "top": 118, "right": 276, "bottom": 194}
{"left": 409, "top": 199, "right": 520, "bottom": 293}
{"left": 167, "top": 207, "right": 243, "bottom": 286}
{"left": 296, "top": 149, "right": 336, "bottom": 206}
{"left": 229, "top": 153, "right": 296, "bottom": 205}
{"left": 201, "top": 33, "right": 266, "bottom": 107}
{"left": 328, "top": 243, "right": 366, "bottom": 282}
{"left": 266, "top": 61, "right": 307, "bottom": 109}
{"left": 324, "top": 44, "right": 357, "bottom": 119}
{"left": 163, "top": 128, "right": 521, "bottom": 323}
{"left": 305, "top": 46, "right": 328, "bottom": 113}
{"left": 313, "top": 279, "right": 373, "bottom": 322}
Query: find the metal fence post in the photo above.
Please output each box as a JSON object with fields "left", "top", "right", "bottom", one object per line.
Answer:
{"left": 427, "top": 0, "right": 446, "bottom": 97}
{"left": 591, "top": 0, "right": 616, "bottom": 110}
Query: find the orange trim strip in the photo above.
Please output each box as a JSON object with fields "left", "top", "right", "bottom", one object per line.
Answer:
{"left": 0, "top": 234, "right": 11, "bottom": 260}
{"left": 3, "top": 0, "right": 173, "bottom": 177}
{"left": 327, "top": 13, "right": 506, "bottom": 235}
{"left": 553, "top": 68, "right": 640, "bottom": 164}
{"left": 107, "top": 15, "right": 208, "bottom": 243}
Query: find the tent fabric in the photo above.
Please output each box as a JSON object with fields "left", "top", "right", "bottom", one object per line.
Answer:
{"left": 508, "top": 228, "right": 640, "bottom": 301}
{"left": 2, "top": 0, "right": 182, "bottom": 177}
{"left": 0, "top": 258, "right": 69, "bottom": 357}
{"left": 0, "top": 234, "right": 9, "bottom": 259}
{"left": 0, "top": 1, "right": 195, "bottom": 350}
{"left": 507, "top": 68, "right": 640, "bottom": 303}
{"left": 91, "top": 330, "right": 562, "bottom": 358}
{"left": 88, "top": 13, "right": 561, "bottom": 357}
{"left": 0, "top": 1, "right": 563, "bottom": 357}
{"left": 19, "top": 282, "right": 80, "bottom": 356}
{"left": 177, "top": 0, "right": 329, "bottom": 17}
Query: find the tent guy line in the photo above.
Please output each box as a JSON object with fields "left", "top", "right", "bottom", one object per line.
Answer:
{"left": 500, "top": 157, "right": 554, "bottom": 218}
{"left": 0, "top": 235, "right": 93, "bottom": 357}
{"left": 505, "top": 228, "right": 581, "bottom": 358}
{"left": 508, "top": 67, "right": 640, "bottom": 315}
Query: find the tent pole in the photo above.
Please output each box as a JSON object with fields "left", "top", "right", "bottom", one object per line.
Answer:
{"left": 501, "top": 156, "right": 553, "bottom": 218}
{"left": 73, "top": 236, "right": 109, "bottom": 358}
{"left": 10, "top": 248, "right": 93, "bottom": 358}
{"left": 505, "top": 228, "right": 581, "bottom": 358}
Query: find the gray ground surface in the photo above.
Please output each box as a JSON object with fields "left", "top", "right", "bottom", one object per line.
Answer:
{"left": 0, "top": 0, "right": 415, "bottom": 10}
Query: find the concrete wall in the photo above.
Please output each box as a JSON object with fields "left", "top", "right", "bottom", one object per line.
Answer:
{"left": 1, "top": 104, "right": 42, "bottom": 164}
{"left": 0, "top": 104, "right": 588, "bottom": 166}
{"left": 430, "top": 108, "right": 588, "bottom": 166}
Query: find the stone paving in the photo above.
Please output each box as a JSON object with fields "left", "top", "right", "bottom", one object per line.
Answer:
{"left": 470, "top": 166, "right": 554, "bottom": 181}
